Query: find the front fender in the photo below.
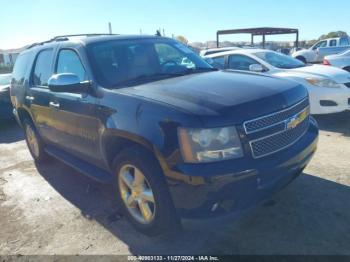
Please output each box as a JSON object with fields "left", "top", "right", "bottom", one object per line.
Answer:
{"left": 292, "top": 50, "right": 316, "bottom": 63}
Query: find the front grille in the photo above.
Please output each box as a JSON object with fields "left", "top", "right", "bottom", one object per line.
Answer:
{"left": 243, "top": 98, "right": 310, "bottom": 159}
{"left": 345, "top": 82, "right": 350, "bottom": 88}
{"left": 244, "top": 98, "right": 309, "bottom": 134}
{"left": 250, "top": 117, "right": 309, "bottom": 158}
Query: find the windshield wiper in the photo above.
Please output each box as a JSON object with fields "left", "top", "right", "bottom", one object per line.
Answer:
{"left": 185, "top": 67, "right": 218, "bottom": 73}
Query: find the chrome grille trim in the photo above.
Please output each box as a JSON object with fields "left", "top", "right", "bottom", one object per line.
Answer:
{"left": 249, "top": 117, "right": 309, "bottom": 159}
{"left": 243, "top": 98, "right": 309, "bottom": 134}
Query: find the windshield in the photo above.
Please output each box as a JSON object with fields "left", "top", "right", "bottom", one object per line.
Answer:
{"left": 0, "top": 74, "right": 11, "bottom": 85}
{"left": 255, "top": 51, "right": 306, "bottom": 69}
{"left": 86, "top": 38, "right": 214, "bottom": 88}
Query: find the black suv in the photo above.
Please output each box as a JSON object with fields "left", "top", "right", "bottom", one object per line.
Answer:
{"left": 11, "top": 34, "right": 318, "bottom": 235}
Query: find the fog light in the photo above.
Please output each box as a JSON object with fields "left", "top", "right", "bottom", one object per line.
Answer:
{"left": 320, "top": 100, "right": 337, "bottom": 107}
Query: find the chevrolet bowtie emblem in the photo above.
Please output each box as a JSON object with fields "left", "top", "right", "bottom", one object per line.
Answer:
{"left": 286, "top": 108, "right": 308, "bottom": 130}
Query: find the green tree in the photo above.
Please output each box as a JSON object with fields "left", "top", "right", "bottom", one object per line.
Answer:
{"left": 318, "top": 31, "right": 348, "bottom": 40}
{"left": 176, "top": 35, "right": 189, "bottom": 45}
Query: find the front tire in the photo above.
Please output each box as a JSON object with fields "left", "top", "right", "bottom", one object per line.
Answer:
{"left": 23, "top": 119, "right": 48, "bottom": 163}
{"left": 113, "top": 146, "right": 180, "bottom": 236}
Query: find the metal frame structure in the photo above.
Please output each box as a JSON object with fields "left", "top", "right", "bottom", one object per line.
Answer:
{"left": 216, "top": 27, "right": 299, "bottom": 48}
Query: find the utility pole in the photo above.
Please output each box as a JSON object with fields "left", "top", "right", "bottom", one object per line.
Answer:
{"left": 108, "top": 22, "right": 112, "bottom": 34}
{"left": 162, "top": 28, "right": 165, "bottom": 36}
{"left": 140, "top": 29, "right": 142, "bottom": 35}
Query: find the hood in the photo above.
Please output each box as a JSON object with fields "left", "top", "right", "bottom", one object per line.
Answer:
{"left": 284, "top": 65, "right": 350, "bottom": 84}
{"left": 117, "top": 71, "right": 308, "bottom": 125}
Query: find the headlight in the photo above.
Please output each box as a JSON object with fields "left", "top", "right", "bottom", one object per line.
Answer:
{"left": 305, "top": 78, "right": 342, "bottom": 88}
{"left": 178, "top": 126, "right": 243, "bottom": 163}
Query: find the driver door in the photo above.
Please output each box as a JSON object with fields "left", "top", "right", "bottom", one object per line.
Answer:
{"left": 49, "top": 48, "right": 102, "bottom": 166}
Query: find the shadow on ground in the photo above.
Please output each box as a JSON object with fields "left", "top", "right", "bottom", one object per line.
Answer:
{"left": 35, "top": 159, "right": 350, "bottom": 255}
{"left": 0, "top": 119, "right": 24, "bottom": 143}
{"left": 313, "top": 111, "right": 350, "bottom": 137}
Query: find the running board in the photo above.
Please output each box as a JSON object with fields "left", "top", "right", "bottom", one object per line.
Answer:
{"left": 45, "top": 145, "right": 112, "bottom": 183}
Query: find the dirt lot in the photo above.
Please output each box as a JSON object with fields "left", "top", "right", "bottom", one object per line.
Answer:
{"left": 0, "top": 112, "right": 350, "bottom": 255}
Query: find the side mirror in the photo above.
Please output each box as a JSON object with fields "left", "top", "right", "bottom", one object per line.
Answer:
{"left": 48, "top": 73, "right": 90, "bottom": 93}
{"left": 249, "top": 64, "right": 264, "bottom": 72}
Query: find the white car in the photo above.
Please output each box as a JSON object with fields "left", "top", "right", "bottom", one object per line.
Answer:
{"left": 324, "top": 50, "right": 350, "bottom": 72}
{"left": 199, "top": 46, "right": 240, "bottom": 57}
{"left": 205, "top": 49, "right": 350, "bottom": 114}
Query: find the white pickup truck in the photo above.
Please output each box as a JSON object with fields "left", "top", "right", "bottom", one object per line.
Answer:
{"left": 292, "top": 36, "right": 350, "bottom": 64}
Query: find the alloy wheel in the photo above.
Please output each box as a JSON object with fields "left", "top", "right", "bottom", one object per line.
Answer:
{"left": 26, "top": 124, "right": 40, "bottom": 158}
{"left": 118, "top": 164, "right": 156, "bottom": 224}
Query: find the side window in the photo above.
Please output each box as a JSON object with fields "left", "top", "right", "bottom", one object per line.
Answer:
{"left": 340, "top": 38, "right": 349, "bottom": 46}
{"left": 228, "top": 55, "right": 259, "bottom": 71}
{"left": 12, "top": 52, "right": 31, "bottom": 85}
{"left": 329, "top": 40, "right": 337, "bottom": 47}
{"left": 211, "top": 56, "right": 225, "bottom": 69}
{"left": 56, "top": 49, "right": 87, "bottom": 81}
{"left": 32, "top": 49, "right": 54, "bottom": 86}
{"left": 312, "top": 41, "right": 327, "bottom": 50}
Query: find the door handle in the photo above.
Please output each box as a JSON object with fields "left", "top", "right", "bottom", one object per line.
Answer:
{"left": 25, "top": 96, "right": 35, "bottom": 102}
{"left": 49, "top": 101, "right": 60, "bottom": 109}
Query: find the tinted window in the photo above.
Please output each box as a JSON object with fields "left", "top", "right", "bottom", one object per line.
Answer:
{"left": 312, "top": 41, "right": 327, "bottom": 50}
{"left": 329, "top": 40, "right": 337, "bottom": 47}
{"left": 86, "top": 39, "right": 212, "bottom": 88}
{"left": 32, "top": 49, "right": 53, "bottom": 86}
{"left": 155, "top": 43, "right": 195, "bottom": 69}
{"left": 12, "top": 53, "right": 31, "bottom": 85}
{"left": 56, "top": 50, "right": 87, "bottom": 81}
{"left": 228, "top": 55, "right": 259, "bottom": 71}
{"left": 340, "top": 38, "right": 349, "bottom": 46}
{"left": 211, "top": 56, "right": 225, "bottom": 69}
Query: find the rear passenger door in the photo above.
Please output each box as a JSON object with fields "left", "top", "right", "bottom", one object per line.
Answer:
{"left": 27, "top": 49, "right": 56, "bottom": 143}
{"left": 49, "top": 48, "right": 102, "bottom": 166}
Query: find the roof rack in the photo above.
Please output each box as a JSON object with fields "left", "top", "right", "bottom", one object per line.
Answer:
{"left": 26, "top": 33, "right": 117, "bottom": 50}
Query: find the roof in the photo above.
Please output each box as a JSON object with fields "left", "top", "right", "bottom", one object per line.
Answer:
{"left": 25, "top": 34, "right": 166, "bottom": 50}
{"left": 82, "top": 34, "right": 165, "bottom": 45}
{"left": 217, "top": 27, "right": 298, "bottom": 36}
{"left": 205, "top": 48, "right": 269, "bottom": 58}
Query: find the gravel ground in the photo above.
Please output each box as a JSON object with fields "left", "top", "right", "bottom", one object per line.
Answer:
{"left": 0, "top": 112, "right": 350, "bottom": 255}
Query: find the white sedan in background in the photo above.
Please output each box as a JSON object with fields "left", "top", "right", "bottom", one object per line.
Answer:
{"left": 205, "top": 49, "right": 350, "bottom": 114}
{"left": 324, "top": 49, "right": 350, "bottom": 72}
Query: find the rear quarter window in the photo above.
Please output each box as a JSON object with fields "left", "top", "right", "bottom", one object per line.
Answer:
{"left": 12, "top": 52, "right": 31, "bottom": 85}
{"left": 32, "top": 49, "right": 54, "bottom": 87}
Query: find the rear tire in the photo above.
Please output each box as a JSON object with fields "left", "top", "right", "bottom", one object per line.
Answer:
{"left": 23, "top": 119, "right": 48, "bottom": 163}
{"left": 112, "top": 146, "right": 181, "bottom": 236}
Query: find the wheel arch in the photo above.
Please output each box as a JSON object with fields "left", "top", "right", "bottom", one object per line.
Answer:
{"left": 101, "top": 129, "right": 166, "bottom": 172}
{"left": 16, "top": 107, "right": 34, "bottom": 127}
{"left": 295, "top": 55, "right": 307, "bottom": 63}
{"left": 343, "top": 66, "right": 350, "bottom": 72}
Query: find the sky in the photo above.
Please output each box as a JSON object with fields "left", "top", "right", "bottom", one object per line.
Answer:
{"left": 0, "top": 0, "right": 349, "bottom": 49}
